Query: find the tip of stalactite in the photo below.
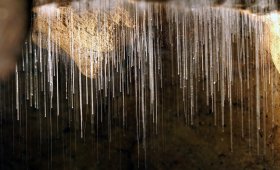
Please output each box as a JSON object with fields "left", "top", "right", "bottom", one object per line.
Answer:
{"left": 32, "top": 3, "right": 134, "bottom": 79}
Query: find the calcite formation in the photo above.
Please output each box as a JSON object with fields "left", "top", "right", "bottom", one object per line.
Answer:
{"left": 32, "top": 1, "right": 280, "bottom": 79}
{"left": 32, "top": 4, "right": 134, "bottom": 78}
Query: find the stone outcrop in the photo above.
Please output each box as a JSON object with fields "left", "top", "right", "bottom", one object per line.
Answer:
{"left": 32, "top": 4, "right": 134, "bottom": 78}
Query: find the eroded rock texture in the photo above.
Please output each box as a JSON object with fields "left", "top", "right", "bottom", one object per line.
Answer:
{"left": 32, "top": 4, "right": 134, "bottom": 78}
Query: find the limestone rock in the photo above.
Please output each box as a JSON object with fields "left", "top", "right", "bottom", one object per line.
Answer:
{"left": 266, "top": 13, "right": 280, "bottom": 73}
{"left": 32, "top": 4, "right": 134, "bottom": 78}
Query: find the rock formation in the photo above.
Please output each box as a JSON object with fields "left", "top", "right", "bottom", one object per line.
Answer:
{"left": 32, "top": 3, "right": 134, "bottom": 78}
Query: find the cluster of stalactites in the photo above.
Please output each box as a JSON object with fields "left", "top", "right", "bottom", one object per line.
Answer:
{"left": 16, "top": 0, "right": 280, "bottom": 156}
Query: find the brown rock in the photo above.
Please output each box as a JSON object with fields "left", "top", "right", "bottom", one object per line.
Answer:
{"left": 32, "top": 4, "right": 134, "bottom": 78}
{"left": 0, "top": 0, "right": 29, "bottom": 79}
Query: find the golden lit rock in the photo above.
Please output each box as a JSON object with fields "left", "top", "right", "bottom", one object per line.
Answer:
{"left": 266, "top": 12, "right": 280, "bottom": 73}
{"left": 32, "top": 4, "right": 134, "bottom": 78}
